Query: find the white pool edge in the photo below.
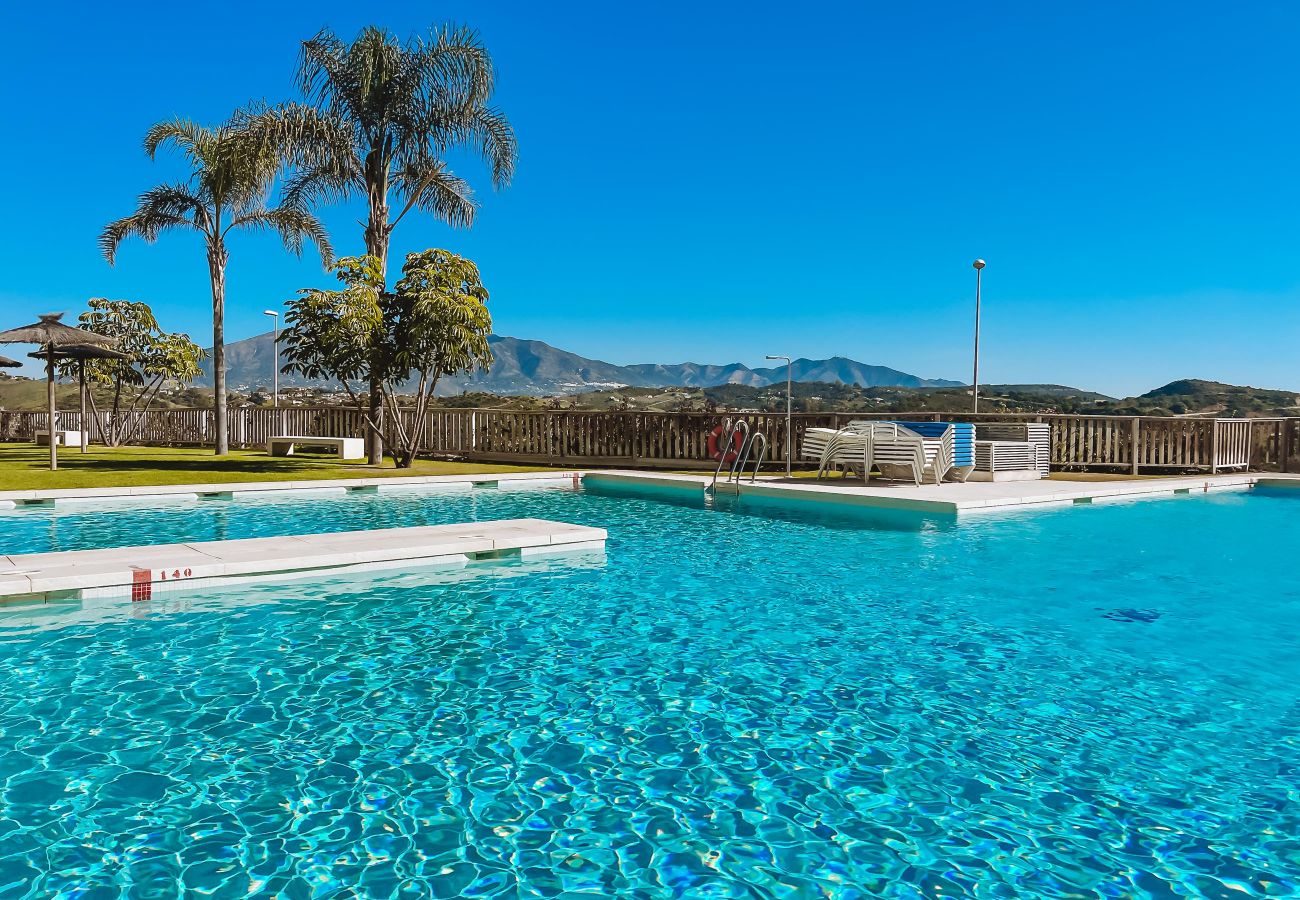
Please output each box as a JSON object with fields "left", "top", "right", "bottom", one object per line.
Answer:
{"left": 0, "top": 470, "right": 585, "bottom": 509}
{"left": 0, "top": 518, "right": 607, "bottom": 605}
{"left": 581, "top": 470, "right": 1290, "bottom": 516}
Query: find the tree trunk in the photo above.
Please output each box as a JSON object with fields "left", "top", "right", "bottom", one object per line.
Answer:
{"left": 364, "top": 171, "right": 391, "bottom": 466}
{"left": 208, "top": 242, "right": 230, "bottom": 455}
{"left": 78, "top": 360, "right": 88, "bottom": 453}
{"left": 367, "top": 373, "right": 384, "bottom": 465}
{"left": 45, "top": 348, "right": 57, "bottom": 471}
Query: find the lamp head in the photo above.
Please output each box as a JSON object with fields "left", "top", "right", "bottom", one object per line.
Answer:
{"left": 972, "top": 259, "right": 986, "bottom": 270}
{"left": 263, "top": 310, "right": 278, "bottom": 317}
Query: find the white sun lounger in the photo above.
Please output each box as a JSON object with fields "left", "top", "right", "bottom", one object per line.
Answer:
{"left": 843, "top": 421, "right": 954, "bottom": 486}
{"left": 800, "top": 428, "right": 839, "bottom": 467}
{"left": 818, "top": 422, "right": 902, "bottom": 481}
{"left": 871, "top": 432, "right": 951, "bottom": 485}
{"left": 818, "top": 430, "right": 871, "bottom": 479}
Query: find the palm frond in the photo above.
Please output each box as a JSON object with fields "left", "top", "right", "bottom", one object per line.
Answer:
{"left": 141, "top": 183, "right": 210, "bottom": 221}
{"left": 418, "top": 24, "right": 496, "bottom": 106}
{"left": 282, "top": 163, "right": 356, "bottom": 213}
{"left": 99, "top": 183, "right": 207, "bottom": 264}
{"left": 391, "top": 158, "right": 476, "bottom": 229}
{"left": 229, "top": 206, "right": 334, "bottom": 265}
{"left": 100, "top": 212, "right": 192, "bottom": 265}
{"left": 458, "top": 105, "right": 517, "bottom": 189}
{"left": 301, "top": 26, "right": 392, "bottom": 130}
{"left": 143, "top": 118, "right": 214, "bottom": 165}
{"left": 236, "top": 102, "right": 359, "bottom": 173}
{"left": 298, "top": 28, "right": 351, "bottom": 105}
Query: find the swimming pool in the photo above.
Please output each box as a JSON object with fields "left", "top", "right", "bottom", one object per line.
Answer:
{"left": 0, "top": 487, "right": 1297, "bottom": 896}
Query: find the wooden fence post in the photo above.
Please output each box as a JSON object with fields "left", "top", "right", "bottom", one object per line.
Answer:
{"left": 1130, "top": 417, "right": 1140, "bottom": 475}
{"left": 1210, "top": 419, "right": 1220, "bottom": 473}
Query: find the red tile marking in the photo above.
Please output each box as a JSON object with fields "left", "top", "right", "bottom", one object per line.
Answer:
{"left": 130, "top": 568, "right": 152, "bottom": 602}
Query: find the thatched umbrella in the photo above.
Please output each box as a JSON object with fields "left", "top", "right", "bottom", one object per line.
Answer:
{"left": 28, "top": 344, "right": 131, "bottom": 454}
{"left": 0, "top": 314, "right": 115, "bottom": 470}
{"left": 0, "top": 355, "right": 21, "bottom": 368}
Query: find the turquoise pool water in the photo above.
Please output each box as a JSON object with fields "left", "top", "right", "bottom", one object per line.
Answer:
{"left": 0, "top": 487, "right": 1298, "bottom": 897}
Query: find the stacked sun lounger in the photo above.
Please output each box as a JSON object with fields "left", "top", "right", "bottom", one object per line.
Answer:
{"left": 800, "top": 428, "right": 839, "bottom": 466}
{"left": 892, "top": 422, "right": 975, "bottom": 482}
{"left": 802, "top": 420, "right": 1002, "bottom": 486}
{"left": 972, "top": 423, "right": 1051, "bottom": 479}
{"left": 806, "top": 426, "right": 889, "bottom": 481}
{"left": 825, "top": 420, "right": 970, "bottom": 485}
{"left": 974, "top": 441, "right": 1035, "bottom": 471}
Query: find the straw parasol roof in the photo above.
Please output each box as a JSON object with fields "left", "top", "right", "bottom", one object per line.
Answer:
{"left": 0, "top": 313, "right": 116, "bottom": 470}
{"left": 0, "top": 355, "right": 20, "bottom": 368}
{"left": 0, "top": 313, "right": 117, "bottom": 347}
{"left": 26, "top": 344, "right": 131, "bottom": 362}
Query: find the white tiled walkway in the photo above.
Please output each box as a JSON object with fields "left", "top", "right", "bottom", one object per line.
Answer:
{"left": 583, "top": 470, "right": 1297, "bottom": 515}
{"left": 0, "top": 518, "right": 606, "bottom": 602}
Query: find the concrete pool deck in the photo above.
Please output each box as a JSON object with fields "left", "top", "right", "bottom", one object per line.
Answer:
{"left": 0, "top": 518, "right": 606, "bottom": 603}
{"left": 0, "top": 470, "right": 582, "bottom": 508}
{"left": 584, "top": 470, "right": 1300, "bottom": 514}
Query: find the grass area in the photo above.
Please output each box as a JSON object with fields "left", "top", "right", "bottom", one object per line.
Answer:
{"left": 0, "top": 444, "right": 550, "bottom": 492}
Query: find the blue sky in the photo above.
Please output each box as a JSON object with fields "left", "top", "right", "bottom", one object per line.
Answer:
{"left": 2, "top": 2, "right": 1298, "bottom": 397}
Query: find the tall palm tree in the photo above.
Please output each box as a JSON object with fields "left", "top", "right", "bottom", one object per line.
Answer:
{"left": 271, "top": 24, "right": 517, "bottom": 462}
{"left": 101, "top": 115, "right": 333, "bottom": 455}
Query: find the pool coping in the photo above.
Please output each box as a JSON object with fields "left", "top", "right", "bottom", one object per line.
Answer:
{"left": 583, "top": 470, "right": 1295, "bottom": 514}
{"left": 0, "top": 471, "right": 583, "bottom": 508}
{"left": 0, "top": 518, "right": 606, "bottom": 603}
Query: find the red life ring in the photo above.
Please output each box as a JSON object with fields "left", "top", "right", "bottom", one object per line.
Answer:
{"left": 707, "top": 425, "right": 743, "bottom": 462}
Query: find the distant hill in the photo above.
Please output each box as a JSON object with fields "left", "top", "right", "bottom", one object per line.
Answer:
{"left": 622, "top": 361, "right": 767, "bottom": 388}
{"left": 469, "top": 380, "right": 1112, "bottom": 415}
{"left": 198, "top": 331, "right": 963, "bottom": 395}
{"left": 9, "top": 364, "right": 1297, "bottom": 419}
{"left": 765, "top": 357, "right": 961, "bottom": 389}
{"left": 1106, "top": 379, "right": 1300, "bottom": 417}
{"left": 983, "top": 384, "right": 1113, "bottom": 400}
{"left": 0, "top": 375, "right": 82, "bottom": 409}
{"left": 622, "top": 357, "right": 961, "bottom": 390}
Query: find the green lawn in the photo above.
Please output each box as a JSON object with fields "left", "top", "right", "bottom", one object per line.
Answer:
{"left": 0, "top": 444, "right": 550, "bottom": 492}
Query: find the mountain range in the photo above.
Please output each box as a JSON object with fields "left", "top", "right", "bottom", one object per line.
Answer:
{"left": 198, "top": 331, "right": 964, "bottom": 396}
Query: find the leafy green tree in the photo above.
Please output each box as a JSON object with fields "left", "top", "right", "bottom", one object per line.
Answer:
{"left": 64, "top": 298, "right": 206, "bottom": 446}
{"left": 279, "top": 255, "right": 385, "bottom": 416}
{"left": 280, "top": 251, "right": 493, "bottom": 467}
{"left": 100, "top": 112, "right": 333, "bottom": 455}
{"left": 381, "top": 249, "right": 493, "bottom": 466}
{"left": 262, "top": 24, "right": 516, "bottom": 462}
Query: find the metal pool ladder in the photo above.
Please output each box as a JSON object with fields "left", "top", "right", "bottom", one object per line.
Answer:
{"left": 711, "top": 419, "right": 769, "bottom": 492}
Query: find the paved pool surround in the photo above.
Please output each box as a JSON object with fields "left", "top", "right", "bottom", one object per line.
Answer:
{"left": 0, "top": 470, "right": 582, "bottom": 508}
{"left": 0, "top": 518, "right": 606, "bottom": 603}
{"left": 584, "top": 470, "right": 1297, "bottom": 514}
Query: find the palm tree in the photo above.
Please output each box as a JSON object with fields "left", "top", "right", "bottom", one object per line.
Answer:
{"left": 269, "top": 24, "right": 517, "bottom": 462}
{"left": 101, "top": 115, "right": 333, "bottom": 455}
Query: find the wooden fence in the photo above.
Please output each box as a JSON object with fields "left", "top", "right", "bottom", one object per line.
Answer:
{"left": 2, "top": 406, "right": 1298, "bottom": 473}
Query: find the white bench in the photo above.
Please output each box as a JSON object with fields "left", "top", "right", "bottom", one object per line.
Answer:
{"left": 267, "top": 435, "right": 365, "bottom": 461}
{"left": 34, "top": 429, "right": 82, "bottom": 447}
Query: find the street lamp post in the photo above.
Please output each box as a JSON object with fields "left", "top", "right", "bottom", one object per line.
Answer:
{"left": 766, "top": 354, "right": 793, "bottom": 477}
{"left": 971, "top": 259, "right": 985, "bottom": 414}
{"left": 263, "top": 310, "right": 279, "bottom": 428}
